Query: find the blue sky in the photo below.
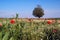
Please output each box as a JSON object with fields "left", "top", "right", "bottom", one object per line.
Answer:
{"left": 0, "top": 0, "right": 60, "bottom": 18}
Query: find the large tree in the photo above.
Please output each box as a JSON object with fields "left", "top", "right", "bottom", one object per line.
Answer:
{"left": 33, "top": 5, "right": 44, "bottom": 18}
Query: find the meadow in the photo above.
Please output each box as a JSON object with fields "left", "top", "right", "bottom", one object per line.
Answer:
{"left": 0, "top": 18, "right": 60, "bottom": 40}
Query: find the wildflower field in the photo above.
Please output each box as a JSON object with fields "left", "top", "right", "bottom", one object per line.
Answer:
{"left": 0, "top": 18, "right": 60, "bottom": 40}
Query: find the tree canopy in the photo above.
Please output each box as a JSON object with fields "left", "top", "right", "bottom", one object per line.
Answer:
{"left": 33, "top": 5, "right": 44, "bottom": 18}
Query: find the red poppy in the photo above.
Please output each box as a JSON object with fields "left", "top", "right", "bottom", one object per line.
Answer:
{"left": 53, "top": 29, "right": 57, "bottom": 33}
{"left": 0, "top": 23, "right": 2, "bottom": 26}
{"left": 10, "top": 19, "right": 15, "bottom": 24}
{"left": 47, "top": 20, "right": 52, "bottom": 24}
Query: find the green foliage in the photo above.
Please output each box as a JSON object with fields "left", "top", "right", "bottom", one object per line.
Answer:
{"left": 9, "top": 37, "right": 14, "bottom": 40}
{"left": 2, "top": 32, "right": 10, "bottom": 40}
{"left": 0, "top": 32, "right": 2, "bottom": 40}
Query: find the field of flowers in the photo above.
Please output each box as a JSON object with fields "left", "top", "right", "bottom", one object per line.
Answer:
{"left": 0, "top": 18, "right": 60, "bottom": 40}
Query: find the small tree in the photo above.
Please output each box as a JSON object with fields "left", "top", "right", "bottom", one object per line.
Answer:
{"left": 33, "top": 5, "right": 44, "bottom": 18}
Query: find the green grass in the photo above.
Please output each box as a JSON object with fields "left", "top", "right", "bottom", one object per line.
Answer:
{"left": 0, "top": 18, "right": 60, "bottom": 40}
